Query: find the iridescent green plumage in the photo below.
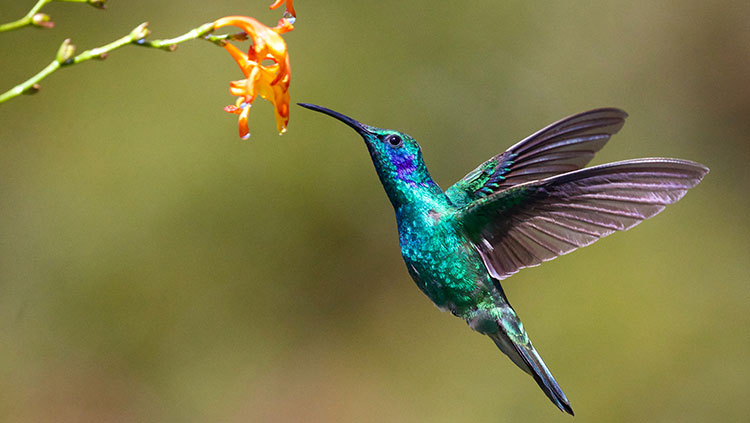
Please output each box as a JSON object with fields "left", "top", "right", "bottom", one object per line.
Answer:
{"left": 299, "top": 103, "right": 708, "bottom": 415}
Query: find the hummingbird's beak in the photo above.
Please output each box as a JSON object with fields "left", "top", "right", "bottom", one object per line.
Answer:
{"left": 298, "top": 103, "right": 373, "bottom": 137}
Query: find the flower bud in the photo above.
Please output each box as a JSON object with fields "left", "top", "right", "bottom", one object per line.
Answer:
{"left": 130, "top": 22, "right": 150, "bottom": 40}
{"left": 56, "top": 38, "right": 76, "bottom": 63}
{"left": 23, "top": 84, "right": 41, "bottom": 95}
{"left": 31, "top": 13, "right": 54, "bottom": 29}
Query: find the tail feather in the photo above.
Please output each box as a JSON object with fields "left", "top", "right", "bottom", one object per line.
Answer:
{"left": 490, "top": 331, "right": 574, "bottom": 415}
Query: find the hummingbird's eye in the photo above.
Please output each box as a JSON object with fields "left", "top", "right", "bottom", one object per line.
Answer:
{"left": 385, "top": 134, "right": 403, "bottom": 147}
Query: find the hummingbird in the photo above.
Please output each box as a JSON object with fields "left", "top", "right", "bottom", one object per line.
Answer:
{"left": 298, "top": 103, "right": 708, "bottom": 415}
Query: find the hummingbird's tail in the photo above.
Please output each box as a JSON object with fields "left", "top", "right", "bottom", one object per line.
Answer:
{"left": 469, "top": 301, "right": 573, "bottom": 415}
{"left": 489, "top": 329, "right": 573, "bottom": 415}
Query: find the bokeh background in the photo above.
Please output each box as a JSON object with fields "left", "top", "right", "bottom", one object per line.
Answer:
{"left": 1, "top": 1, "right": 748, "bottom": 422}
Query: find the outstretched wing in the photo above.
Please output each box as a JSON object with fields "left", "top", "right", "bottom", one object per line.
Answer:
{"left": 455, "top": 159, "right": 708, "bottom": 280}
{"left": 446, "top": 108, "right": 628, "bottom": 207}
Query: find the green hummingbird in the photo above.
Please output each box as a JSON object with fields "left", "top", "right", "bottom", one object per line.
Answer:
{"left": 299, "top": 103, "right": 708, "bottom": 415}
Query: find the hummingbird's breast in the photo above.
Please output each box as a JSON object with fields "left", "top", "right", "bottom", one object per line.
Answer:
{"left": 397, "top": 204, "right": 494, "bottom": 314}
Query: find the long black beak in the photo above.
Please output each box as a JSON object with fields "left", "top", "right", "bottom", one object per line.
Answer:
{"left": 298, "top": 103, "right": 372, "bottom": 136}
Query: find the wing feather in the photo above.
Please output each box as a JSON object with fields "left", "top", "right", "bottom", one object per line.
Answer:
{"left": 446, "top": 109, "right": 628, "bottom": 207}
{"left": 456, "top": 159, "right": 708, "bottom": 280}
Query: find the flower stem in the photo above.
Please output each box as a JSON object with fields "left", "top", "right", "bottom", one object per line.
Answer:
{"left": 135, "top": 22, "right": 216, "bottom": 51}
{"left": 0, "top": 0, "right": 50, "bottom": 32}
{"left": 0, "top": 21, "right": 242, "bottom": 104}
{"left": 0, "top": 61, "right": 59, "bottom": 102}
{"left": 0, "top": 0, "right": 104, "bottom": 32}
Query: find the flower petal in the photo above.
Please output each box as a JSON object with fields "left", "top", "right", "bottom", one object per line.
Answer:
{"left": 268, "top": 0, "right": 295, "bottom": 18}
{"left": 214, "top": 15, "right": 293, "bottom": 137}
{"left": 238, "top": 104, "right": 251, "bottom": 139}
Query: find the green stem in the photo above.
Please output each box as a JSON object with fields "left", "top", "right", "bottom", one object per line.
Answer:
{"left": 27, "top": 0, "right": 51, "bottom": 14}
{"left": 0, "top": 61, "right": 59, "bottom": 102}
{"left": 135, "top": 22, "right": 217, "bottom": 51}
{"left": 0, "top": 0, "right": 50, "bottom": 31}
{"left": 0, "top": 18, "right": 33, "bottom": 32}
{"left": 0, "top": 21, "right": 240, "bottom": 104}
{"left": 0, "top": 0, "right": 103, "bottom": 32}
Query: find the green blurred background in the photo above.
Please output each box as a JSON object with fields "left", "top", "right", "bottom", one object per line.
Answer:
{"left": 1, "top": 0, "right": 748, "bottom": 421}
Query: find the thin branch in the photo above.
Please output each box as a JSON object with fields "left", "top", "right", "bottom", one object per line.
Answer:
{"left": 0, "top": 21, "right": 245, "bottom": 104}
{"left": 0, "top": 0, "right": 106, "bottom": 32}
{"left": 134, "top": 21, "right": 242, "bottom": 51}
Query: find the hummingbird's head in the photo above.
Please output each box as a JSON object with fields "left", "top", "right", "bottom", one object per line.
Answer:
{"left": 299, "top": 103, "right": 436, "bottom": 207}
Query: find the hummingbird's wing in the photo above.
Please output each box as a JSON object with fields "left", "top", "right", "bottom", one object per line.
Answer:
{"left": 454, "top": 159, "right": 708, "bottom": 280}
{"left": 446, "top": 108, "right": 627, "bottom": 207}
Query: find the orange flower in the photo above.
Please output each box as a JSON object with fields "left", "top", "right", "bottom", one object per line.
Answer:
{"left": 214, "top": 15, "right": 293, "bottom": 139}
{"left": 269, "top": 0, "right": 296, "bottom": 20}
